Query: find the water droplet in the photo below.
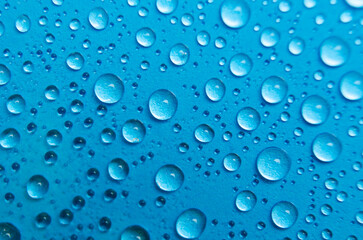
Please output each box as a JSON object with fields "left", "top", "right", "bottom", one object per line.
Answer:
{"left": 59, "top": 209, "right": 74, "bottom": 225}
{"left": 45, "top": 85, "right": 59, "bottom": 101}
{"left": 235, "top": 190, "right": 257, "bottom": 211}
{"left": 288, "top": 37, "right": 305, "bottom": 55}
{"left": 345, "top": 0, "right": 363, "bottom": 8}
{"left": 46, "top": 129, "right": 62, "bottom": 147}
{"left": 155, "top": 164, "right": 184, "bottom": 192}
{"left": 136, "top": 27, "right": 156, "bottom": 47}
{"left": 94, "top": 74, "right": 124, "bottom": 104}
{"left": 89, "top": 7, "right": 109, "bottom": 30}
{"left": 320, "top": 37, "right": 350, "bottom": 67}
{"left": 237, "top": 107, "right": 260, "bottom": 131}
{"left": 229, "top": 53, "right": 252, "bottom": 77}
{"left": 15, "top": 14, "right": 31, "bottom": 33}
{"left": 176, "top": 208, "right": 207, "bottom": 239}
{"left": 170, "top": 44, "right": 190, "bottom": 66}
{"left": 261, "top": 76, "right": 288, "bottom": 104}
{"left": 66, "top": 52, "right": 84, "bottom": 71}
{"left": 197, "top": 31, "right": 210, "bottom": 46}
{"left": 340, "top": 71, "right": 363, "bottom": 101}
{"left": 312, "top": 132, "right": 342, "bottom": 162}
{"left": 301, "top": 95, "right": 330, "bottom": 125}
{"left": 194, "top": 124, "right": 214, "bottom": 143}
{"left": 101, "top": 128, "right": 116, "bottom": 144}
{"left": 271, "top": 201, "right": 298, "bottom": 229}
{"left": 223, "top": 153, "right": 241, "bottom": 172}
{"left": 35, "top": 212, "right": 51, "bottom": 229}
{"left": 149, "top": 89, "right": 178, "bottom": 120}
{"left": 220, "top": 0, "right": 250, "bottom": 29}
{"left": 121, "top": 225, "right": 150, "bottom": 240}
{"left": 0, "top": 64, "right": 11, "bottom": 85}
{"left": 6, "top": 94, "right": 25, "bottom": 114}
{"left": 27, "top": 175, "right": 49, "bottom": 199}
{"left": 260, "top": 27, "right": 280, "bottom": 47}
{"left": 0, "top": 222, "right": 21, "bottom": 240}
{"left": 257, "top": 147, "right": 291, "bottom": 181}
{"left": 205, "top": 78, "right": 225, "bottom": 102}
{"left": 122, "top": 119, "right": 146, "bottom": 144}
{"left": 0, "top": 128, "right": 20, "bottom": 149}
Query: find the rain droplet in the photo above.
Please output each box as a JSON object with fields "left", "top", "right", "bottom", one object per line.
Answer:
{"left": 312, "top": 132, "right": 342, "bottom": 162}
{"left": 46, "top": 129, "right": 63, "bottom": 147}
{"left": 6, "top": 94, "right": 25, "bottom": 114}
{"left": 45, "top": 85, "right": 59, "bottom": 101}
{"left": 257, "top": 147, "right": 291, "bottom": 181}
{"left": 197, "top": 31, "right": 210, "bottom": 46}
{"left": 301, "top": 95, "right": 330, "bottom": 125}
{"left": 27, "top": 175, "right": 49, "bottom": 199}
{"left": 237, "top": 107, "right": 260, "bottom": 131}
{"left": 136, "top": 27, "right": 156, "bottom": 47}
{"left": 220, "top": 0, "right": 250, "bottom": 29}
{"left": 170, "top": 44, "right": 190, "bottom": 66}
{"left": 66, "top": 52, "right": 84, "bottom": 71}
{"left": 0, "top": 128, "right": 20, "bottom": 149}
{"left": 229, "top": 53, "right": 252, "bottom": 77}
{"left": 15, "top": 14, "right": 31, "bottom": 33}
{"left": 194, "top": 124, "right": 214, "bottom": 143}
{"left": 235, "top": 190, "right": 257, "bottom": 212}
{"left": 340, "top": 71, "right": 363, "bottom": 101}
{"left": 261, "top": 76, "right": 288, "bottom": 104}
{"left": 319, "top": 37, "right": 350, "bottom": 67}
{"left": 88, "top": 7, "right": 109, "bottom": 30}
{"left": 176, "top": 208, "right": 207, "bottom": 239}
{"left": 155, "top": 164, "right": 184, "bottom": 192}
{"left": 271, "top": 201, "right": 298, "bottom": 229}
{"left": 122, "top": 119, "right": 146, "bottom": 144}
{"left": 149, "top": 89, "right": 178, "bottom": 120}
{"left": 205, "top": 78, "right": 225, "bottom": 102}
{"left": 260, "top": 27, "right": 280, "bottom": 47}
{"left": 156, "top": 0, "right": 178, "bottom": 14}
{"left": 288, "top": 37, "right": 305, "bottom": 55}
{"left": 94, "top": 74, "right": 124, "bottom": 104}
{"left": 223, "top": 153, "right": 241, "bottom": 172}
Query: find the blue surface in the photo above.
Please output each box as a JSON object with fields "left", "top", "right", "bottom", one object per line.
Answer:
{"left": 0, "top": 0, "right": 362, "bottom": 239}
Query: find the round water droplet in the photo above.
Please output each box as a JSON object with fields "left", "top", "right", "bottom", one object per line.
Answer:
{"left": 149, "top": 89, "right": 178, "bottom": 120}
{"left": 122, "top": 119, "right": 146, "bottom": 144}
{"left": 194, "top": 124, "right": 214, "bottom": 143}
{"left": 156, "top": 0, "right": 178, "bottom": 14}
{"left": 89, "top": 7, "right": 109, "bottom": 30}
{"left": 170, "top": 44, "right": 190, "bottom": 66}
{"left": 312, "top": 132, "right": 342, "bottom": 162}
{"left": 6, "top": 94, "right": 25, "bottom": 114}
{"left": 229, "top": 53, "right": 252, "bottom": 77}
{"left": 257, "top": 147, "right": 291, "bottom": 181}
{"left": 320, "top": 37, "right": 350, "bottom": 67}
{"left": 235, "top": 190, "right": 257, "bottom": 212}
{"left": 66, "top": 52, "right": 84, "bottom": 71}
{"left": 0, "top": 222, "right": 21, "bottom": 240}
{"left": 223, "top": 153, "right": 241, "bottom": 172}
{"left": 15, "top": 14, "right": 31, "bottom": 33}
{"left": 121, "top": 225, "right": 150, "bottom": 240}
{"left": 205, "top": 78, "right": 225, "bottom": 102}
{"left": 46, "top": 129, "right": 62, "bottom": 147}
{"left": 35, "top": 212, "right": 51, "bottom": 229}
{"left": 340, "top": 71, "right": 363, "bottom": 101}
{"left": 301, "top": 95, "right": 330, "bottom": 125}
{"left": 288, "top": 37, "right": 305, "bottom": 55}
{"left": 237, "top": 107, "right": 260, "bottom": 131}
{"left": 101, "top": 128, "right": 116, "bottom": 144}
{"left": 220, "top": 0, "right": 250, "bottom": 29}
{"left": 0, "top": 64, "right": 11, "bottom": 85}
{"left": 45, "top": 85, "right": 59, "bottom": 101}
{"left": 27, "top": 175, "right": 49, "bottom": 199}
{"left": 136, "top": 27, "right": 156, "bottom": 47}
{"left": 94, "top": 74, "right": 124, "bottom": 104}
{"left": 197, "top": 31, "right": 210, "bottom": 46}
{"left": 261, "top": 76, "right": 288, "bottom": 104}
{"left": 260, "top": 27, "right": 280, "bottom": 47}
{"left": 345, "top": 0, "right": 363, "bottom": 8}
{"left": 155, "top": 164, "right": 184, "bottom": 192}
{"left": 176, "top": 208, "right": 207, "bottom": 239}
{"left": 0, "top": 128, "right": 20, "bottom": 149}
{"left": 271, "top": 201, "right": 298, "bottom": 229}
{"left": 108, "top": 158, "right": 129, "bottom": 180}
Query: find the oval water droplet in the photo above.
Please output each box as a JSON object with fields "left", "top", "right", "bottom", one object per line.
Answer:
{"left": 27, "top": 175, "right": 49, "bottom": 199}
{"left": 229, "top": 53, "right": 252, "bottom": 77}
{"left": 260, "top": 27, "right": 280, "bottom": 47}
{"left": 194, "top": 124, "right": 214, "bottom": 143}
{"left": 121, "top": 225, "right": 150, "bottom": 240}
{"left": 155, "top": 164, "right": 184, "bottom": 192}
{"left": 0, "top": 64, "right": 11, "bottom": 86}
{"left": 340, "top": 71, "right": 363, "bottom": 101}
{"left": 0, "top": 222, "right": 21, "bottom": 240}
{"left": 223, "top": 153, "right": 241, "bottom": 172}
{"left": 312, "top": 132, "right": 342, "bottom": 162}
{"left": 257, "top": 147, "right": 291, "bottom": 181}
{"left": 205, "top": 78, "right": 225, "bottom": 102}
{"left": 176, "top": 208, "right": 207, "bottom": 239}
{"left": 149, "top": 89, "right": 178, "bottom": 120}
{"left": 66, "top": 52, "right": 84, "bottom": 71}
{"left": 170, "top": 44, "right": 190, "bottom": 66}
{"left": 271, "top": 201, "right": 298, "bottom": 229}
{"left": 136, "top": 27, "right": 156, "bottom": 47}
{"left": 88, "top": 7, "right": 109, "bottom": 30}
{"left": 15, "top": 14, "right": 31, "bottom": 33}
{"left": 94, "top": 74, "right": 124, "bottom": 104}
{"left": 156, "top": 0, "right": 178, "bottom": 14}
{"left": 301, "top": 95, "right": 330, "bottom": 125}
{"left": 122, "top": 119, "right": 146, "bottom": 144}
{"left": 237, "top": 107, "right": 260, "bottom": 131}
{"left": 288, "top": 37, "right": 305, "bottom": 55}
{"left": 6, "top": 94, "right": 25, "bottom": 114}
{"left": 319, "top": 37, "right": 350, "bottom": 67}
{"left": 220, "top": 0, "right": 250, "bottom": 29}
{"left": 0, "top": 128, "right": 20, "bottom": 149}
{"left": 261, "top": 76, "right": 288, "bottom": 104}
{"left": 235, "top": 190, "right": 257, "bottom": 212}
{"left": 108, "top": 158, "right": 129, "bottom": 181}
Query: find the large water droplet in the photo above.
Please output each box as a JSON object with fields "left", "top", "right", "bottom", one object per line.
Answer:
{"left": 66, "top": 52, "right": 84, "bottom": 71}
{"left": 44, "top": 85, "right": 59, "bottom": 101}
{"left": 229, "top": 53, "right": 252, "bottom": 77}
{"left": 260, "top": 27, "right": 280, "bottom": 47}
{"left": 220, "top": 0, "right": 250, "bottom": 29}
{"left": 237, "top": 107, "right": 260, "bottom": 131}
{"left": 122, "top": 119, "right": 146, "bottom": 144}
{"left": 94, "top": 74, "right": 124, "bottom": 104}
{"left": 0, "top": 64, "right": 11, "bottom": 86}
{"left": 0, "top": 128, "right": 20, "bottom": 149}
{"left": 121, "top": 225, "right": 150, "bottom": 240}
{"left": 319, "top": 37, "right": 350, "bottom": 67}
{"left": 345, "top": 0, "right": 363, "bottom": 8}
{"left": 176, "top": 208, "right": 207, "bottom": 239}
{"left": 312, "top": 133, "right": 342, "bottom": 162}
{"left": 301, "top": 95, "right": 330, "bottom": 125}
{"left": 46, "top": 129, "right": 62, "bottom": 147}
{"left": 155, "top": 164, "right": 184, "bottom": 192}
{"left": 271, "top": 201, "right": 298, "bottom": 229}
{"left": 340, "top": 71, "right": 363, "bottom": 101}
{"left": 108, "top": 158, "right": 129, "bottom": 181}
{"left": 27, "top": 175, "right": 49, "bottom": 199}
{"left": 170, "top": 44, "right": 190, "bottom": 66}
{"left": 156, "top": 0, "right": 178, "bottom": 14}
{"left": 15, "top": 14, "right": 31, "bottom": 33}
{"left": 257, "top": 147, "right": 291, "bottom": 181}
{"left": 261, "top": 76, "right": 288, "bottom": 104}
{"left": 88, "top": 7, "right": 109, "bottom": 30}
{"left": 205, "top": 78, "right": 225, "bottom": 102}
{"left": 0, "top": 222, "right": 21, "bottom": 240}
{"left": 6, "top": 94, "right": 25, "bottom": 114}
{"left": 136, "top": 27, "right": 156, "bottom": 47}
{"left": 194, "top": 124, "right": 214, "bottom": 143}
{"left": 235, "top": 190, "right": 257, "bottom": 212}
{"left": 223, "top": 153, "right": 241, "bottom": 172}
{"left": 149, "top": 89, "right": 178, "bottom": 120}
{"left": 288, "top": 37, "right": 305, "bottom": 55}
